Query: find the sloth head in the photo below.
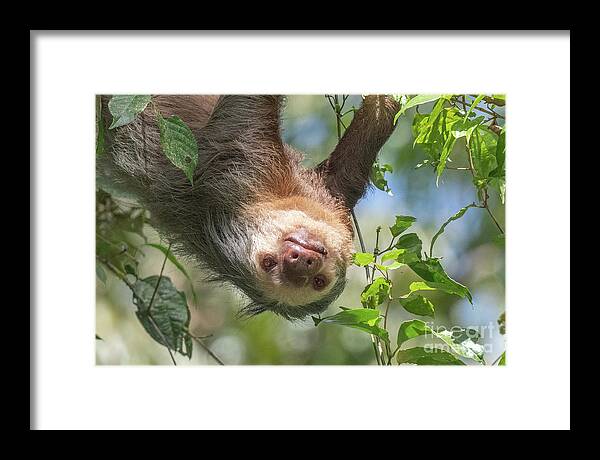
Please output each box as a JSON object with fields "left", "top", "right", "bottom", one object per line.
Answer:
{"left": 239, "top": 198, "right": 354, "bottom": 320}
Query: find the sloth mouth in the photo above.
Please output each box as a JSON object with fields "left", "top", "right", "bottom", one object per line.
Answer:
{"left": 284, "top": 234, "right": 328, "bottom": 256}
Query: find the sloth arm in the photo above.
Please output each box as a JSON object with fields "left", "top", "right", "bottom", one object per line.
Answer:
{"left": 315, "top": 95, "right": 400, "bottom": 209}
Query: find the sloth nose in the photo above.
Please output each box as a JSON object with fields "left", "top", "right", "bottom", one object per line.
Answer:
{"left": 282, "top": 244, "right": 323, "bottom": 278}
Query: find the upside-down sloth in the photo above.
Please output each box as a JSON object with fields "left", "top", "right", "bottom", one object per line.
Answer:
{"left": 98, "top": 95, "right": 399, "bottom": 319}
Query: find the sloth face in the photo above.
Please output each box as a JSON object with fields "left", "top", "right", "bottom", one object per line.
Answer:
{"left": 256, "top": 229, "right": 339, "bottom": 304}
{"left": 244, "top": 205, "right": 353, "bottom": 319}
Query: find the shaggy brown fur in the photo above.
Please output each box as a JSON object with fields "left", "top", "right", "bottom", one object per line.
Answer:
{"left": 97, "top": 95, "right": 399, "bottom": 320}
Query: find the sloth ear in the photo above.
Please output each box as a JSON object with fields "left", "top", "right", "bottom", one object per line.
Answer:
{"left": 316, "top": 95, "right": 400, "bottom": 209}
{"left": 206, "top": 95, "right": 284, "bottom": 148}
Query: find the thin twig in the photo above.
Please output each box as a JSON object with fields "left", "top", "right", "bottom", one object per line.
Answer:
{"left": 383, "top": 298, "right": 391, "bottom": 332}
{"left": 143, "top": 242, "right": 180, "bottom": 365}
{"left": 371, "top": 226, "right": 382, "bottom": 283}
{"left": 334, "top": 95, "right": 342, "bottom": 140}
{"left": 387, "top": 346, "right": 400, "bottom": 365}
{"left": 375, "top": 236, "right": 398, "bottom": 258}
{"left": 147, "top": 242, "right": 172, "bottom": 314}
{"left": 383, "top": 298, "right": 393, "bottom": 364}
{"left": 97, "top": 257, "right": 134, "bottom": 289}
{"left": 99, "top": 247, "right": 182, "bottom": 366}
{"left": 451, "top": 96, "right": 505, "bottom": 119}
{"left": 462, "top": 142, "right": 504, "bottom": 235}
{"left": 476, "top": 95, "right": 506, "bottom": 107}
{"left": 371, "top": 227, "right": 389, "bottom": 364}
{"left": 328, "top": 95, "right": 384, "bottom": 366}
{"left": 480, "top": 188, "right": 505, "bottom": 235}
{"left": 96, "top": 234, "right": 138, "bottom": 263}
{"left": 146, "top": 314, "right": 177, "bottom": 365}
{"left": 350, "top": 209, "right": 370, "bottom": 281}
{"left": 490, "top": 352, "right": 505, "bottom": 366}
{"left": 189, "top": 334, "right": 225, "bottom": 365}
{"left": 484, "top": 204, "right": 505, "bottom": 234}
{"left": 349, "top": 213, "right": 385, "bottom": 366}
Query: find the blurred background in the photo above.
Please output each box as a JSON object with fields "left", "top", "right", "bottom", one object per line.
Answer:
{"left": 96, "top": 95, "right": 505, "bottom": 365}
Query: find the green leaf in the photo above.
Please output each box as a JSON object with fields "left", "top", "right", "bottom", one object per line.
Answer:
{"left": 450, "top": 116, "right": 484, "bottom": 141}
{"left": 427, "top": 98, "right": 447, "bottom": 126}
{"left": 132, "top": 276, "right": 193, "bottom": 359}
{"left": 412, "top": 107, "right": 462, "bottom": 161}
{"left": 435, "top": 134, "right": 457, "bottom": 185}
{"left": 96, "top": 334, "right": 103, "bottom": 341}
{"left": 397, "top": 319, "right": 431, "bottom": 347}
{"left": 490, "top": 177, "right": 506, "bottom": 204}
{"left": 144, "top": 243, "right": 198, "bottom": 303}
{"left": 96, "top": 262, "right": 107, "bottom": 284}
{"left": 428, "top": 107, "right": 483, "bottom": 183}
{"left": 408, "top": 258, "right": 472, "bottom": 303}
{"left": 381, "top": 249, "right": 405, "bottom": 263}
{"left": 497, "top": 312, "right": 506, "bottom": 335}
{"left": 394, "top": 233, "right": 423, "bottom": 262}
{"left": 96, "top": 237, "right": 137, "bottom": 277}
{"left": 429, "top": 203, "right": 477, "bottom": 257}
{"left": 352, "top": 252, "right": 375, "bottom": 267}
{"left": 469, "top": 125, "right": 499, "bottom": 180}
{"left": 156, "top": 113, "right": 199, "bottom": 185}
{"left": 408, "top": 281, "right": 438, "bottom": 293}
{"left": 375, "top": 261, "right": 404, "bottom": 271}
{"left": 464, "top": 94, "right": 485, "bottom": 120}
{"left": 394, "top": 94, "right": 443, "bottom": 123}
{"left": 399, "top": 295, "right": 435, "bottom": 317}
{"left": 495, "top": 130, "right": 505, "bottom": 173}
{"left": 498, "top": 351, "right": 506, "bottom": 366}
{"left": 489, "top": 129, "right": 506, "bottom": 203}
{"left": 316, "top": 308, "right": 379, "bottom": 326}
{"left": 371, "top": 162, "right": 394, "bottom": 196}
{"left": 361, "top": 277, "right": 391, "bottom": 308}
{"left": 397, "top": 347, "right": 465, "bottom": 365}
{"left": 96, "top": 190, "right": 148, "bottom": 274}
{"left": 108, "top": 95, "right": 152, "bottom": 129}
{"left": 412, "top": 113, "right": 430, "bottom": 145}
{"left": 390, "top": 215, "right": 416, "bottom": 237}
{"left": 316, "top": 308, "right": 389, "bottom": 343}
{"left": 396, "top": 319, "right": 484, "bottom": 363}
{"left": 433, "top": 327, "right": 485, "bottom": 364}
{"left": 380, "top": 236, "right": 421, "bottom": 267}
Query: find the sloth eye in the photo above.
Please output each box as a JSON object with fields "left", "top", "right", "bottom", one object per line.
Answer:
{"left": 312, "top": 275, "right": 327, "bottom": 290}
{"left": 260, "top": 255, "right": 278, "bottom": 272}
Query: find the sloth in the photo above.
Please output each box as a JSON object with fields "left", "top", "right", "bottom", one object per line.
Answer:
{"left": 98, "top": 95, "right": 399, "bottom": 319}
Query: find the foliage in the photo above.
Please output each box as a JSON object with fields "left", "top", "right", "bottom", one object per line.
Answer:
{"left": 155, "top": 112, "right": 199, "bottom": 184}
{"left": 405, "top": 94, "right": 506, "bottom": 208}
{"left": 107, "top": 95, "right": 152, "bottom": 129}
{"left": 96, "top": 94, "right": 203, "bottom": 364}
{"left": 133, "top": 276, "right": 193, "bottom": 359}
{"left": 313, "top": 94, "right": 506, "bottom": 365}
{"left": 96, "top": 188, "right": 199, "bottom": 364}
{"left": 371, "top": 162, "right": 394, "bottom": 196}
{"left": 312, "top": 210, "right": 483, "bottom": 365}
{"left": 102, "top": 95, "right": 199, "bottom": 184}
